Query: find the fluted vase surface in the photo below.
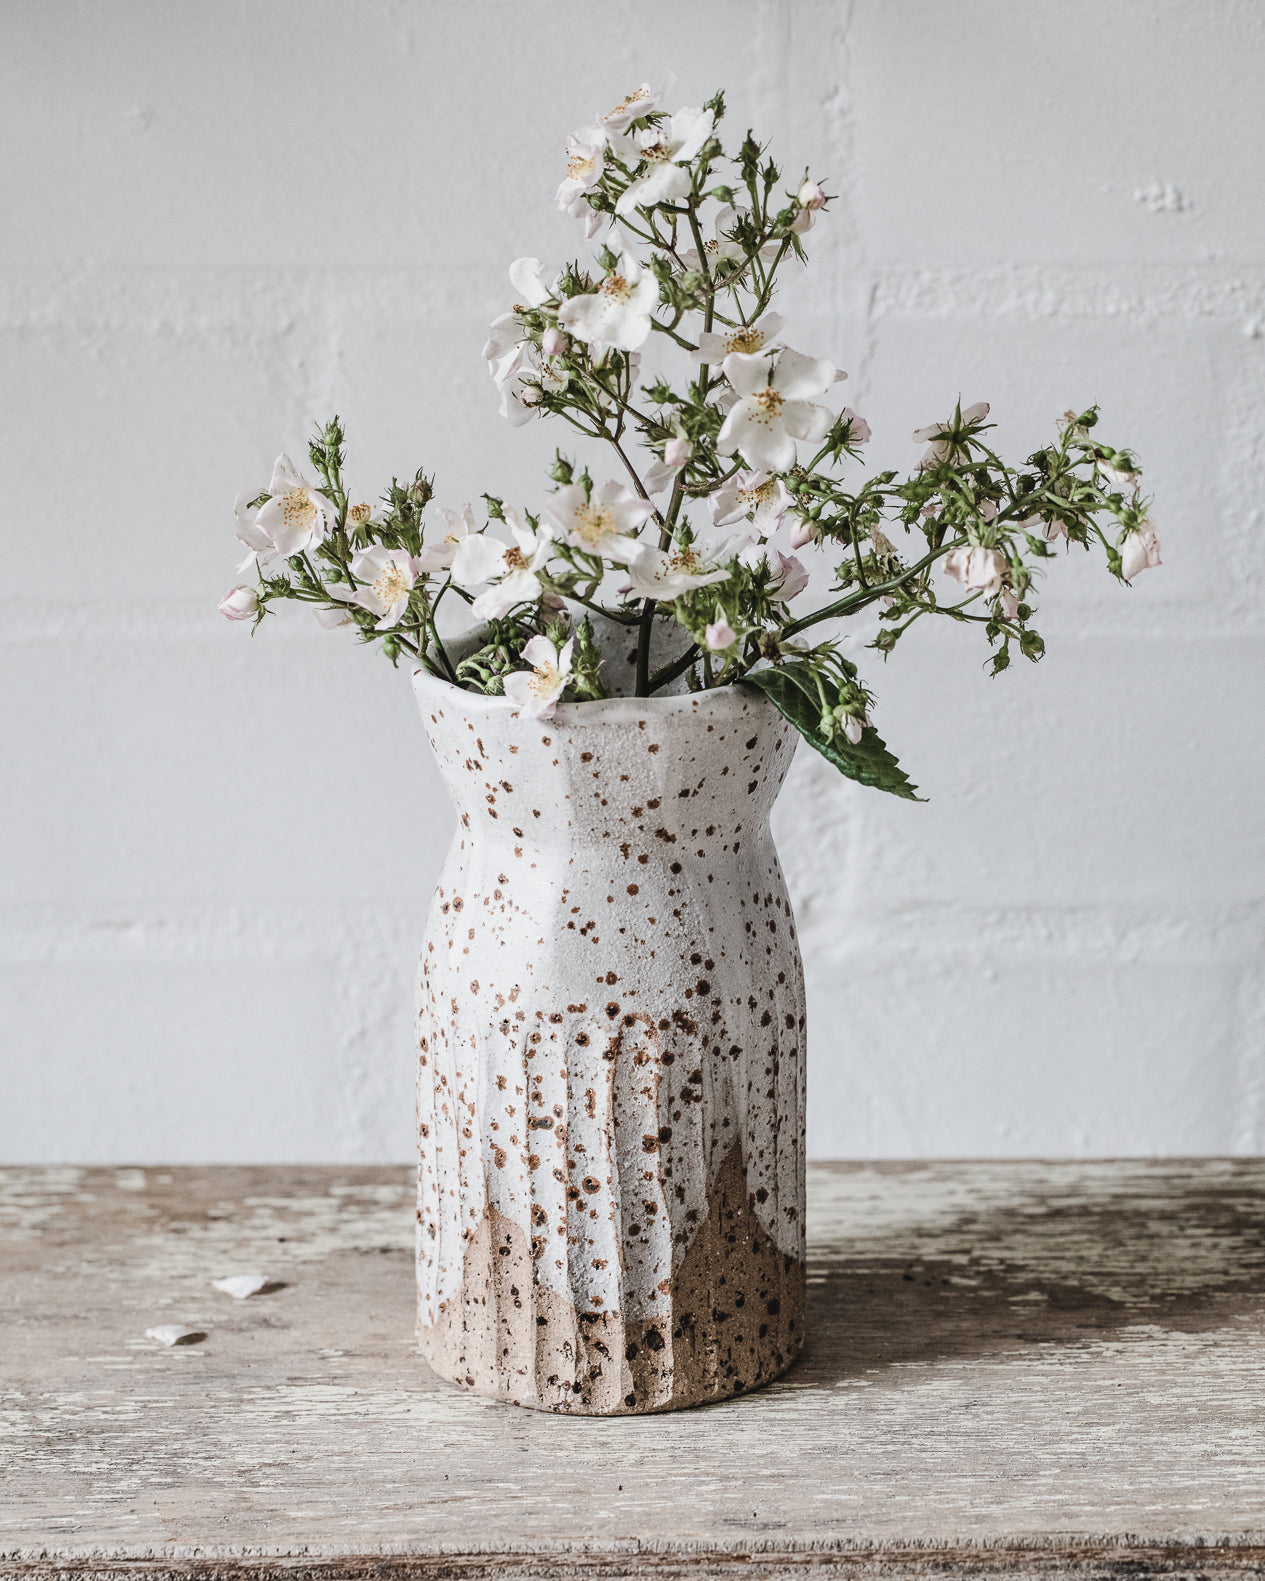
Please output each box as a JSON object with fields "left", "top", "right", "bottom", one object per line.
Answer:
{"left": 412, "top": 667, "right": 807, "bottom": 1414}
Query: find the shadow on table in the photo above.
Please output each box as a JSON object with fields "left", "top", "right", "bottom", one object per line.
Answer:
{"left": 795, "top": 1162, "right": 1265, "bottom": 1388}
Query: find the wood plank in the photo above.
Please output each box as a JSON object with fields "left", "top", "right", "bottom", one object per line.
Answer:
{"left": 2, "top": 1161, "right": 1263, "bottom": 1577}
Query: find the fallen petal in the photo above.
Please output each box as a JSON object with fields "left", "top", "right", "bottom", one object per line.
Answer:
{"left": 145, "top": 1325, "right": 205, "bottom": 1346}
{"left": 212, "top": 1273, "right": 271, "bottom": 1300}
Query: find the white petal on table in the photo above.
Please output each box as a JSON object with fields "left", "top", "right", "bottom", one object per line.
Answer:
{"left": 145, "top": 1325, "right": 204, "bottom": 1347}
{"left": 212, "top": 1273, "right": 271, "bottom": 1300}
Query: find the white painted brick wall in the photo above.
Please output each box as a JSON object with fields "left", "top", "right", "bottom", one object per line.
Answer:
{"left": 3, "top": 0, "right": 1263, "bottom": 1161}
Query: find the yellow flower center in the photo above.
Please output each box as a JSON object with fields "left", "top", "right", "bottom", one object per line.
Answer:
{"left": 572, "top": 504, "right": 615, "bottom": 546}
{"left": 669, "top": 548, "right": 703, "bottom": 573}
{"left": 281, "top": 488, "right": 317, "bottom": 533}
{"left": 372, "top": 564, "right": 410, "bottom": 605}
{"left": 737, "top": 479, "right": 777, "bottom": 509}
{"left": 640, "top": 140, "right": 671, "bottom": 164}
{"left": 753, "top": 387, "right": 785, "bottom": 420}
{"left": 609, "top": 87, "right": 651, "bottom": 119}
{"left": 504, "top": 547, "right": 529, "bottom": 571}
{"left": 348, "top": 502, "right": 371, "bottom": 525}
{"left": 601, "top": 274, "right": 632, "bottom": 303}
{"left": 725, "top": 326, "right": 766, "bottom": 354}
{"left": 567, "top": 151, "right": 596, "bottom": 180}
{"left": 528, "top": 662, "right": 560, "bottom": 698}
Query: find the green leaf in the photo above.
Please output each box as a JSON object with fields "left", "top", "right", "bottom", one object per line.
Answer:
{"left": 742, "top": 664, "right": 924, "bottom": 801}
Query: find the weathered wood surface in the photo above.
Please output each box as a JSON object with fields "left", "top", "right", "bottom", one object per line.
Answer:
{"left": 2, "top": 1161, "right": 1263, "bottom": 1579}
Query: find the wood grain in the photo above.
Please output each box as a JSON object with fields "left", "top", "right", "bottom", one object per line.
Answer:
{"left": 2, "top": 1161, "right": 1263, "bottom": 1577}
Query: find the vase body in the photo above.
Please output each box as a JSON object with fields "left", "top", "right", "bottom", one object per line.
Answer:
{"left": 411, "top": 668, "right": 806, "bottom": 1414}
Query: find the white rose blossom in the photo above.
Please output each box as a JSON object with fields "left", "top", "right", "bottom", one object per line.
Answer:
{"left": 233, "top": 493, "right": 277, "bottom": 573}
{"left": 738, "top": 544, "right": 809, "bottom": 601}
{"left": 678, "top": 204, "right": 779, "bottom": 274}
{"left": 558, "top": 252, "right": 659, "bottom": 353}
{"left": 349, "top": 546, "right": 426, "bottom": 630}
{"left": 1119, "top": 520, "right": 1162, "bottom": 582}
{"left": 718, "top": 348, "right": 838, "bottom": 473}
{"left": 555, "top": 128, "right": 606, "bottom": 216}
{"left": 254, "top": 455, "right": 339, "bottom": 560}
{"left": 495, "top": 345, "right": 568, "bottom": 427}
{"left": 622, "top": 542, "right": 737, "bottom": 601}
{"left": 710, "top": 470, "right": 793, "bottom": 536}
{"left": 943, "top": 544, "right": 1008, "bottom": 595}
{"left": 451, "top": 510, "right": 555, "bottom": 619}
{"left": 612, "top": 107, "right": 714, "bottom": 215}
{"left": 693, "top": 310, "right": 785, "bottom": 366}
{"left": 503, "top": 634, "right": 575, "bottom": 720}
{"left": 483, "top": 258, "right": 561, "bottom": 410}
{"left": 914, "top": 402, "right": 990, "bottom": 470}
{"left": 599, "top": 72, "right": 675, "bottom": 133}
{"left": 543, "top": 480, "right": 653, "bottom": 562}
{"left": 417, "top": 504, "right": 479, "bottom": 573}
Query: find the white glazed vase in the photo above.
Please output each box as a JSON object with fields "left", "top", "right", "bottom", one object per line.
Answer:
{"left": 411, "top": 665, "right": 807, "bottom": 1414}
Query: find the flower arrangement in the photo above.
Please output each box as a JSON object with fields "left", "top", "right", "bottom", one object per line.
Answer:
{"left": 221, "top": 74, "right": 1159, "bottom": 800}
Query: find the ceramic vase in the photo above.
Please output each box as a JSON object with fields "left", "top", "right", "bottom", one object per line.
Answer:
{"left": 411, "top": 662, "right": 806, "bottom": 1413}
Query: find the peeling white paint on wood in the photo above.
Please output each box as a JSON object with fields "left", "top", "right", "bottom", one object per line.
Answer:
{"left": 2, "top": 1160, "right": 1263, "bottom": 1574}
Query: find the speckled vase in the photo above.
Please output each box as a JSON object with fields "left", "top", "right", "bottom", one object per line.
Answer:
{"left": 411, "top": 664, "right": 807, "bottom": 1414}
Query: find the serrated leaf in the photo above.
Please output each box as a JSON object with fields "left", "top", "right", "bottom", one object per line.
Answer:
{"left": 742, "top": 664, "right": 925, "bottom": 801}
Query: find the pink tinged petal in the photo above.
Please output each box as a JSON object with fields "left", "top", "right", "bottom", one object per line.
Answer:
{"left": 235, "top": 514, "right": 274, "bottom": 556}
{"left": 520, "top": 634, "right": 557, "bottom": 668}
{"left": 663, "top": 438, "right": 691, "bottom": 467}
{"left": 772, "top": 348, "right": 835, "bottom": 400}
{"left": 781, "top": 399, "right": 832, "bottom": 444}
{"left": 508, "top": 257, "right": 552, "bottom": 307}
{"left": 314, "top": 605, "right": 355, "bottom": 630}
{"left": 483, "top": 313, "right": 523, "bottom": 365}
{"left": 842, "top": 714, "right": 865, "bottom": 745}
{"left": 415, "top": 543, "right": 453, "bottom": 573}
{"left": 219, "top": 585, "right": 258, "bottom": 621}
{"left": 963, "top": 401, "right": 990, "bottom": 424}
{"left": 705, "top": 619, "right": 737, "bottom": 650}
{"left": 728, "top": 404, "right": 797, "bottom": 472}
{"left": 1120, "top": 526, "right": 1161, "bottom": 581}
{"left": 557, "top": 636, "right": 575, "bottom": 673}
{"left": 776, "top": 554, "right": 810, "bottom": 600}
{"left": 723, "top": 351, "right": 777, "bottom": 396}
{"left": 451, "top": 534, "right": 508, "bottom": 587}
{"left": 616, "top": 163, "right": 687, "bottom": 213}
{"left": 667, "top": 107, "right": 714, "bottom": 160}
{"left": 269, "top": 453, "right": 303, "bottom": 494}
{"left": 557, "top": 292, "right": 607, "bottom": 343}
{"left": 789, "top": 517, "right": 819, "bottom": 550}
{"left": 641, "top": 460, "right": 677, "bottom": 495}
{"left": 374, "top": 598, "right": 408, "bottom": 631}
{"left": 841, "top": 408, "right": 872, "bottom": 443}
{"left": 502, "top": 672, "right": 537, "bottom": 710}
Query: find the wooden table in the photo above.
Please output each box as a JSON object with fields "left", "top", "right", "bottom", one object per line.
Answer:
{"left": 2, "top": 1161, "right": 1263, "bottom": 1579}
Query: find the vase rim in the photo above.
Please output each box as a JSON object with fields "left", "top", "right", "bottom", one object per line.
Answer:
{"left": 411, "top": 659, "right": 769, "bottom": 728}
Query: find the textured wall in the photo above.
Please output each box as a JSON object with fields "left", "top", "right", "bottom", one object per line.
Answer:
{"left": 3, "top": 0, "right": 1263, "bottom": 1163}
